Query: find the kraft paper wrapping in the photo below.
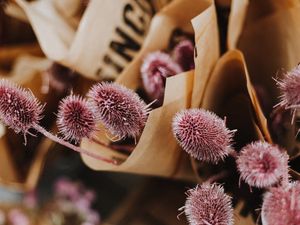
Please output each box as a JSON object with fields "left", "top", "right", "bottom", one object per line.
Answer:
{"left": 190, "top": 0, "right": 219, "bottom": 108}
{"left": 80, "top": 0, "right": 219, "bottom": 180}
{"left": 196, "top": 50, "right": 269, "bottom": 225}
{"left": 0, "top": 56, "right": 55, "bottom": 191}
{"left": 15, "top": 0, "right": 169, "bottom": 80}
{"left": 228, "top": 0, "right": 300, "bottom": 151}
{"left": 52, "top": 0, "right": 84, "bottom": 28}
{"left": 200, "top": 50, "right": 271, "bottom": 146}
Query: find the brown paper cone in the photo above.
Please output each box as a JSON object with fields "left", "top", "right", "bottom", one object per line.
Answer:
{"left": 200, "top": 49, "right": 271, "bottom": 150}
{"left": 193, "top": 50, "right": 270, "bottom": 224}
{"left": 191, "top": 49, "right": 271, "bottom": 183}
{"left": 15, "top": 0, "right": 170, "bottom": 80}
{"left": 194, "top": 49, "right": 267, "bottom": 183}
{"left": 228, "top": 0, "right": 300, "bottom": 151}
{"left": 80, "top": 0, "right": 219, "bottom": 180}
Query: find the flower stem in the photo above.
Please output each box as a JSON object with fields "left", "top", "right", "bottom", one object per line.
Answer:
{"left": 34, "top": 125, "right": 117, "bottom": 164}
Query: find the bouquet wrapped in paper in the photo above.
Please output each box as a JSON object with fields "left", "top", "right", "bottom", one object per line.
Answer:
{"left": 80, "top": 0, "right": 219, "bottom": 180}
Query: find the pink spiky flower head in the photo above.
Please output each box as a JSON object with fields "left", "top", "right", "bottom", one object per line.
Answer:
{"left": 184, "top": 183, "right": 233, "bottom": 225}
{"left": 0, "top": 79, "right": 43, "bottom": 135}
{"left": 172, "top": 109, "right": 234, "bottom": 164}
{"left": 57, "top": 94, "right": 97, "bottom": 143}
{"left": 172, "top": 39, "right": 195, "bottom": 71}
{"left": 277, "top": 65, "right": 300, "bottom": 112}
{"left": 141, "top": 51, "right": 182, "bottom": 104}
{"left": 261, "top": 181, "right": 300, "bottom": 225}
{"left": 88, "top": 82, "right": 149, "bottom": 139}
{"left": 237, "top": 141, "right": 289, "bottom": 188}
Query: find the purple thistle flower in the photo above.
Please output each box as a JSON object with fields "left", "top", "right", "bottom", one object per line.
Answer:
{"left": 88, "top": 82, "right": 149, "bottom": 140}
{"left": 276, "top": 65, "right": 300, "bottom": 116}
{"left": 0, "top": 79, "right": 44, "bottom": 135}
{"left": 141, "top": 51, "right": 182, "bottom": 104}
{"left": 172, "top": 39, "right": 195, "bottom": 71}
{"left": 237, "top": 141, "right": 289, "bottom": 188}
{"left": 172, "top": 109, "right": 235, "bottom": 164}
{"left": 261, "top": 181, "right": 300, "bottom": 225}
{"left": 57, "top": 94, "right": 97, "bottom": 143}
{"left": 184, "top": 183, "right": 233, "bottom": 225}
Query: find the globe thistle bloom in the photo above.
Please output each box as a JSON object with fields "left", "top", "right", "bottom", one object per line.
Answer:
{"left": 172, "top": 39, "right": 195, "bottom": 71}
{"left": 141, "top": 51, "right": 182, "bottom": 104}
{"left": 0, "top": 79, "right": 44, "bottom": 135}
{"left": 172, "top": 109, "right": 235, "bottom": 164}
{"left": 184, "top": 183, "right": 233, "bottom": 225}
{"left": 57, "top": 94, "right": 97, "bottom": 143}
{"left": 88, "top": 82, "right": 149, "bottom": 140}
{"left": 237, "top": 141, "right": 289, "bottom": 188}
{"left": 262, "top": 181, "right": 300, "bottom": 225}
{"left": 276, "top": 65, "right": 300, "bottom": 116}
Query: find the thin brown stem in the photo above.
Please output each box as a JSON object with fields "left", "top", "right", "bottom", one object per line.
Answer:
{"left": 34, "top": 125, "right": 117, "bottom": 164}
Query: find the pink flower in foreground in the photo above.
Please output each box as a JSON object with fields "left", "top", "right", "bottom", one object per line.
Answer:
{"left": 57, "top": 95, "right": 97, "bottom": 143}
{"left": 88, "top": 82, "right": 149, "bottom": 139}
{"left": 277, "top": 65, "right": 300, "bottom": 111}
{"left": 184, "top": 183, "right": 233, "bottom": 225}
{"left": 172, "top": 109, "right": 234, "bottom": 164}
{"left": 172, "top": 39, "right": 195, "bottom": 71}
{"left": 141, "top": 51, "right": 182, "bottom": 104}
{"left": 261, "top": 181, "right": 300, "bottom": 225}
{"left": 0, "top": 79, "right": 43, "bottom": 135}
{"left": 237, "top": 141, "right": 289, "bottom": 188}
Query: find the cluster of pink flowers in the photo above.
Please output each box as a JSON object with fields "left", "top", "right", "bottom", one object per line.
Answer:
{"left": 52, "top": 177, "right": 100, "bottom": 225}
{"left": 172, "top": 98, "right": 299, "bottom": 224}
{"left": 18, "top": 177, "right": 100, "bottom": 225}
{"left": 0, "top": 79, "right": 150, "bottom": 164}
